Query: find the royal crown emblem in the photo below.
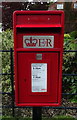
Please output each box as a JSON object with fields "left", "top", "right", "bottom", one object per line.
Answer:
{"left": 24, "top": 37, "right": 37, "bottom": 47}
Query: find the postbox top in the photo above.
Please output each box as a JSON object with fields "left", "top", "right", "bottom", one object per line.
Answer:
{"left": 13, "top": 10, "right": 64, "bottom": 14}
{"left": 13, "top": 10, "right": 64, "bottom": 28}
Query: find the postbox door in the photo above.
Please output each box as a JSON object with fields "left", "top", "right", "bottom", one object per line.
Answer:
{"left": 16, "top": 51, "right": 59, "bottom": 104}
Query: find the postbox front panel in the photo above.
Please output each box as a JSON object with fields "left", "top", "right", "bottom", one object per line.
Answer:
{"left": 14, "top": 11, "right": 64, "bottom": 106}
{"left": 16, "top": 52, "right": 59, "bottom": 105}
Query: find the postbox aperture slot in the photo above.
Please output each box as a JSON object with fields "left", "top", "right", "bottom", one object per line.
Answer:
{"left": 17, "top": 27, "right": 61, "bottom": 33}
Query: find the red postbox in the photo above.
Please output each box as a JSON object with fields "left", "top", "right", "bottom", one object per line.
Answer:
{"left": 13, "top": 11, "right": 64, "bottom": 106}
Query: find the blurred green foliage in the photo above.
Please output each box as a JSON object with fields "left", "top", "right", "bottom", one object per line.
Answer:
{"left": 1, "top": 116, "right": 77, "bottom": 120}
{"left": 70, "top": 31, "right": 77, "bottom": 39}
{"left": 63, "top": 31, "right": 77, "bottom": 102}
{"left": 2, "top": 29, "right": 13, "bottom": 92}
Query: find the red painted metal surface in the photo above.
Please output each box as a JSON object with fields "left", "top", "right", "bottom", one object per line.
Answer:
{"left": 13, "top": 10, "right": 64, "bottom": 106}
